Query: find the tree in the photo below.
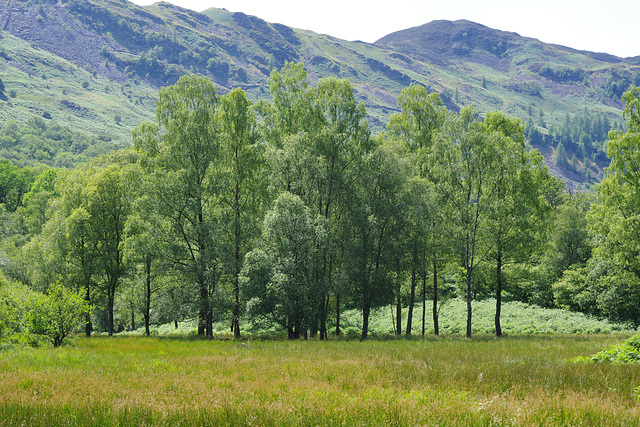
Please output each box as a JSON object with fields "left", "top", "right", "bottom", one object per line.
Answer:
{"left": 483, "top": 112, "right": 556, "bottom": 337}
{"left": 27, "top": 280, "right": 90, "bottom": 347}
{"left": 587, "top": 87, "right": 640, "bottom": 324}
{"left": 555, "top": 142, "right": 568, "bottom": 167}
{"left": 217, "top": 88, "right": 265, "bottom": 339}
{"left": 388, "top": 84, "right": 445, "bottom": 151}
{"left": 342, "top": 140, "right": 409, "bottom": 339}
{"left": 428, "top": 108, "right": 506, "bottom": 338}
{"left": 134, "top": 75, "right": 221, "bottom": 338}
{"left": 387, "top": 85, "right": 447, "bottom": 336}
{"left": 264, "top": 68, "right": 370, "bottom": 339}
{"left": 264, "top": 62, "right": 316, "bottom": 142}
{"left": 0, "top": 160, "right": 35, "bottom": 212}
{"left": 0, "top": 269, "right": 28, "bottom": 340}
{"left": 123, "top": 174, "right": 167, "bottom": 337}
{"left": 310, "top": 76, "right": 371, "bottom": 339}
{"left": 242, "top": 192, "right": 325, "bottom": 338}
{"left": 548, "top": 195, "right": 592, "bottom": 277}
{"left": 83, "top": 162, "right": 132, "bottom": 336}
{"left": 22, "top": 165, "right": 101, "bottom": 336}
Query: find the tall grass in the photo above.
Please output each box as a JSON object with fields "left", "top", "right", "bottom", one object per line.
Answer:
{"left": 1, "top": 334, "right": 639, "bottom": 425}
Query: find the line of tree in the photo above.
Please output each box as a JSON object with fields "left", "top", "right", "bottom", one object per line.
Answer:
{"left": 2, "top": 63, "right": 640, "bottom": 341}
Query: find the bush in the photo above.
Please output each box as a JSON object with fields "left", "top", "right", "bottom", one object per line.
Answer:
{"left": 0, "top": 270, "right": 34, "bottom": 345}
{"left": 574, "top": 334, "right": 640, "bottom": 364}
{"left": 27, "top": 280, "right": 90, "bottom": 347}
{"left": 0, "top": 271, "right": 26, "bottom": 339}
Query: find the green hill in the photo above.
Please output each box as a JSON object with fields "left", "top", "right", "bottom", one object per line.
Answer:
{"left": 1, "top": 0, "right": 639, "bottom": 186}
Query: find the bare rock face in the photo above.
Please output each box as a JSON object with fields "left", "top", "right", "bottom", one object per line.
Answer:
{"left": 2, "top": 0, "right": 128, "bottom": 82}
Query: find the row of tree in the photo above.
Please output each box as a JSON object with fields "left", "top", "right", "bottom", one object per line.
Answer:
{"left": 2, "top": 63, "right": 640, "bottom": 340}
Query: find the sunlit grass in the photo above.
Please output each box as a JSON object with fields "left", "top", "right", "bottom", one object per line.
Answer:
{"left": 1, "top": 334, "right": 639, "bottom": 425}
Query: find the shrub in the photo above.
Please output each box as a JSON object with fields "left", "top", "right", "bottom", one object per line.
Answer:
{"left": 575, "top": 334, "right": 640, "bottom": 364}
{"left": 26, "top": 280, "right": 90, "bottom": 347}
{"left": 0, "top": 270, "right": 31, "bottom": 341}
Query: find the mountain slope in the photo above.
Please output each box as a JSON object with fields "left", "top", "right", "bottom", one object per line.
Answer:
{"left": 1, "top": 0, "right": 639, "bottom": 186}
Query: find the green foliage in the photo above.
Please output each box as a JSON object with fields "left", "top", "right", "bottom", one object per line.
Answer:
{"left": 388, "top": 84, "right": 445, "bottom": 150}
{"left": 555, "top": 141, "right": 568, "bottom": 167}
{"left": 0, "top": 270, "right": 30, "bottom": 340}
{"left": 26, "top": 280, "right": 90, "bottom": 347}
{"left": 133, "top": 75, "right": 222, "bottom": 338}
{"left": 1, "top": 63, "right": 635, "bottom": 340}
{"left": 546, "top": 195, "right": 592, "bottom": 276}
{"left": 0, "top": 159, "right": 35, "bottom": 212}
{"left": 538, "top": 65, "right": 585, "bottom": 83}
{"left": 243, "top": 192, "right": 325, "bottom": 336}
{"left": 0, "top": 119, "right": 119, "bottom": 168}
{"left": 340, "top": 298, "right": 630, "bottom": 336}
{"left": 587, "top": 87, "right": 640, "bottom": 325}
{"left": 575, "top": 334, "right": 640, "bottom": 363}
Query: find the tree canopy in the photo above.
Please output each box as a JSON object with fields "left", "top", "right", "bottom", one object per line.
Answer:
{"left": 4, "top": 64, "right": 639, "bottom": 341}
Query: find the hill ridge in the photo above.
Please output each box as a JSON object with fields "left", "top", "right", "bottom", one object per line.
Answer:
{"left": 1, "top": 0, "right": 639, "bottom": 188}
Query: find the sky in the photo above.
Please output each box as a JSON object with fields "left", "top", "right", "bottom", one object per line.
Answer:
{"left": 130, "top": 0, "right": 640, "bottom": 58}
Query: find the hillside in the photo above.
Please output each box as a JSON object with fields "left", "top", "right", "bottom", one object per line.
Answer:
{"left": 1, "top": 0, "right": 640, "bottom": 186}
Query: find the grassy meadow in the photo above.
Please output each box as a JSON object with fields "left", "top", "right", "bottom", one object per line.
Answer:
{"left": 1, "top": 334, "right": 640, "bottom": 426}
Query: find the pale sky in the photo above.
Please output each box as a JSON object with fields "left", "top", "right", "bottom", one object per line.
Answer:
{"left": 131, "top": 0, "right": 640, "bottom": 58}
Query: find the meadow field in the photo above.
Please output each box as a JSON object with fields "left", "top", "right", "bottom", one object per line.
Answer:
{"left": 1, "top": 334, "right": 640, "bottom": 426}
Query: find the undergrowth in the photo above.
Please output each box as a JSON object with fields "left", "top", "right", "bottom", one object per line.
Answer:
{"left": 115, "top": 298, "right": 633, "bottom": 338}
{"left": 574, "top": 333, "right": 640, "bottom": 364}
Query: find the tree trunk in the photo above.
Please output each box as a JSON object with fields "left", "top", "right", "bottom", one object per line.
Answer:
{"left": 421, "top": 269, "right": 426, "bottom": 336}
{"left": 362, "top": 303, "right": 370, "bottom": 340}
{"left": 198, "top": 281, "right": 208, "bottom": 336}
{"left": 145, "top": 259, "right": 151, "bottom": 337}
{"left": 233, "top": 177, "right": 242, "bottom": 340}
{"left": 395, "top": 290, "right": 402, "bottom": 336}
{"left": 495, "top": 245, "right": 503, "bottom": 338}
{"left": 206, "top": 307, "right": 213, "bottom": 339}
{"left": 208, "top": 271, "right": 215, "bottom": 339}
{"left": 108, "top": 292, "right": 115, "bottom": 336}
{"left": 232, "top": 273, "right": 240, "bottom": 339}
{"left": 406, "top": 266, "right": 416, "bottom": 335}
{"left": 287, "top": 317, "right": 296, "bottom": 339}
{"left": 395, "top": 257, "right": 402, "bottom": 335}
{"left": 85, "top": 284, "right": 92, "bottom": 337}
{"left": 106, "top": 275, "right": 117, "bottom": 336}
{"left": 319, "top": 258, "right": 332, "bottom": 340}
{"left": 335, "top": 293, "right": 341, "bottom": 336}
{"left": 432, "top": 259, "right": 439, "bottom": 336}
{"left": 310, "top": 320, "right": 317, "bottom": 339}
{"left": 130, "top": 302, "right": 135, "bottom": 331}
{"left": 320, "top": 295, "right": 328, "bottom": 340}
{"left": 466, "top": 268, "right": 472, "bottom": 339}
{"left": 144, "top": 314, "right": 150, "bottom": 336}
